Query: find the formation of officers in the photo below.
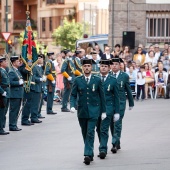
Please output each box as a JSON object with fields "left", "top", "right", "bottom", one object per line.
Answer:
{"left": 0, "top": 48, "right": 134, "bottom": 166}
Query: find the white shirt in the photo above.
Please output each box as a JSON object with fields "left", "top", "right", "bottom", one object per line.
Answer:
{"left": 85, "top": 74, "right": 92, "bottom": 83}
{"left": 113, "top": 70, "right": 120, "bottom": 78}
{"left": 106, "top": 54, "right": 111, "bottom": 59}
{"left": 136, "top": 71, "right": 146, "bottom": 85}
{"left": 100, "top": 74, "right": 108, "bottom": 82}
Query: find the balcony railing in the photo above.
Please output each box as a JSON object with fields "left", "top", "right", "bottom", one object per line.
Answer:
{"left": 13, "top": 19, "right": 37, "bottom": 30}
{"left": 46, "top": 0, "right": 65, "bottom": 4}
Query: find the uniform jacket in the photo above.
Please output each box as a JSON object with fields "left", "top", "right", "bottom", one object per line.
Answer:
{"left": 99, "top": 74, "right": 120, "bottom": 116}
{"left": 32, "top": 65, "right": 43, "bottom": 93}
{"left": 8, "top": 68, "right": 24, "bottom": 98}
{"left": 70, "top": 75, "right": 106, "bottom": 118}
{"left": 45, "top": 59, "right": 56, "bottom": 87}
{"left": 113, "top": 71, "right": 134, "bottom": 111}
{"left": 74, "top": 57, "right": 82, "bottom": 73}
{"left": 0, "top": 68, "right": 10, "bottom": 98}
{"left": 19, "top": 64, "right": 35, "bottom": 91}
{"left": 61, "top": 57, "right": 76, "bottom": 84}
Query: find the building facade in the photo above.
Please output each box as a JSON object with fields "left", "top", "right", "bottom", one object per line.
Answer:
{"left": 0, "top": 0, "right": 109, "bottom": 54}
{"left": 109, "top": 0, "right": 170, "bottom": 49}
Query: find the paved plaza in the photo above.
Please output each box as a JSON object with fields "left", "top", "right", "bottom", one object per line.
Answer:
{"left": 0, "top": 99, "right": 170, "bottom": 170}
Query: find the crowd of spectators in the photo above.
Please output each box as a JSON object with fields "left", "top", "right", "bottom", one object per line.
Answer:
{"left": 52, "top": 42, "right": 170, "bottom": 101}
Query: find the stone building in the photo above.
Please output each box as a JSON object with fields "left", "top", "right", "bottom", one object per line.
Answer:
{"left": 109, "top": 0, "right": 170, "bottom": 49}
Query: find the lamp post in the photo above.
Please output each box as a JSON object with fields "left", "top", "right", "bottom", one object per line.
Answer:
{"left": 5, "top": 0, "right": 8, "bottom": 53}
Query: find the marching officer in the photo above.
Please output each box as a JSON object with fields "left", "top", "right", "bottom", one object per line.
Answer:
{"left": 8, "top": 56, "right": 24, "bottom": 131}
{"left": 45, "top": 52, "right": 57, "bottom": 115}
{"left": 96, "top": 60, "right": 120, "bottom": 159}
{"left": 74, "top": 50, "right": 82, "bottom": 74}
{"left": 110, "top": 57, "right": 134, "bottom": 153}
{"left": 61, "top": 49, "right": 81, "bottom": 112}
{"left": 0, "top": 55, "right": 10, "bottom": 135}
{"left": 70, "top": 59, "right": 106, "bottom": 165}
{"left": 31, "top": 54, "right": 46, "bottom": 122}
{"left": 19, "top": 61, "right": 35, "bottom": 126}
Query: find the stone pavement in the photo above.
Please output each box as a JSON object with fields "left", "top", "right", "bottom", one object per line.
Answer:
{"left": 0, "top": 99, "right": 170, "bottom": 170}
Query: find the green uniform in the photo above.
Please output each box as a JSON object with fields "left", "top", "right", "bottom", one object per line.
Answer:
{"left": 96, "top": 74, "right": 120, "bottom": 154}
{"left": 19, "top": 64, "right": 36, "bottom": 124}
{"left": 61, "top": 57, "right": 76, "bottom": 110}
{"left": 8, "top": 68, "right": 24, "bottom": 129}
{"left": 74, "top": 57, "right": 82, "bottom": 73}
{"left": 110, "top": 71, "right": 134, "bottom": 147}
{"left": 70, "top": 75, "right": 106, "bottom": 158}
{"left": 31, "top": 65, "right": 44, "bottom": 121}
{"left": 45, "top": 59, "right": 56, "bottom": 114}
{"left": 0, "top": 68, "right": 10, "bottom": 133}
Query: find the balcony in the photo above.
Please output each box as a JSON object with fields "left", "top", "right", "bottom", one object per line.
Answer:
{"left": 13, "top": 19, "right": 37, "bottom": 30}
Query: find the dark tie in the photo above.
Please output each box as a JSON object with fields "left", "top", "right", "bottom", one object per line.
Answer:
{"left": 86, "top": 78, "right": 89, "bottom": 84}
{"left": 113, "top": 73, "right": 116, "bottom": 78}
{"left": 102, "top": 76, "right": 106, "bottom": 82}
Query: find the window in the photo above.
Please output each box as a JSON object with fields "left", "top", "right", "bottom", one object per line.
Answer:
{"left": 42, "top": 18, "right": 45, "bottom": 32}
{"left": 49, "top": 17, "right": 52, "bottom": 31}
{"left": 146, "top": 12, "right": 170, "bottom": 42}
{"left": 46, "top": 0, "right": 56, "bottom": 4}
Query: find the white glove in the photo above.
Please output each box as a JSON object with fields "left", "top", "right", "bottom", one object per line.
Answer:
{"left": 40, "top": 78, "right": 43, "bottom": 82}
{"left": 42, "top": 75, "right": 47, "bottom": 82}
{"left": 101, "top": 113, "right": 107, "bottom": 120}
{"left": 70, "top": 107, "right": 76, "bottom": 113}
{"left": 19, "top": 79, "right": 24, "bottom": 85}
{"left": 67, "top": 77, "right": 72, "bottom": 81}
{"left": 114, "top": 113, "right": 120, "bottom": 122}
{"left": 129, "top": 107, "right": 133, "bottom": 110}
{"left": 2, "top": 91, "right": 7, "bottom": 97}
{"left": 52, "top": 80, "right": 56, "bottom": 84}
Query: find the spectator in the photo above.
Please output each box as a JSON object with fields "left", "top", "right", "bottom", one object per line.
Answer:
{"left": 119, "top": 61, "right": 127, "bottom": 72}
{"left": 145, "top": 45, "right": 155, "bottom": 58}
{"left": 160, "top": 50, "right": 170, "bottom": 71}
{"left": 111, "top": 44, "right": 122, "bottom": 57}
{"left": 133, "top": 47, "right": 146, "bottom": 65}
{"left": 145, "top": 50, "right": 157, "bottom": 68}
{"left": 101, "top": 46, "right": 114, "bottom": 60}
{"left": 168, "top": 46, "right": 170, "bottom": 58}
{"left": 155, "top": 72, "right": 167, "bottom": 98}
{"left": 165, "top": 74, "right": 170, "bottom": 99}
{"left": 120, "top": 46, "right": 133, "bottom": 63}
{"left": 94, "top": 44, "right": 103, "bottom": 58}
{"left": 136, "top": 65, "right": 146, "bottom": 101}
{"left": 91, "top": 51, "right": 100, "bottom": 74}
{"left": 86, "top": 47, "right": 93, "bottom": 59}
{"left": 126, "top": 65, "right": 136, "bottom": 83}
{"left": 55, "top": 55, "right": 64, "bottom": 98}
{"left": 138, "top": 44, "right": 147, "bottom": 55}
{"left": 144, "top": 63, "right": 155, "bottom": 99}
{"left": 155, "top": 60, "right": 167, "bottom": 73}
{"left": 160, "top": 42, "right": 169, "bottom": 56}
{"left": 154, "top": 44, "right": 161, "bottom": 60}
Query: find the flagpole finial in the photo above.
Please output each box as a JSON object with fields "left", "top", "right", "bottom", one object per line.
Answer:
{"left": 26, "top": 4, "right": 30, "bottom": 16}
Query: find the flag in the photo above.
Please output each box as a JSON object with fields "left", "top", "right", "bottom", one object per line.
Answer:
{"left": 21, "top": 13, "right": 38, "bottom": 71}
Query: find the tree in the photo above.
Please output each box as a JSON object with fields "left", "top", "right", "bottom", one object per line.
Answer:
{"left": 52, "top": 18, "right": 84, "bottom": 51}
{"left": 18, "top": 31, "right": 48, "bottom": 55}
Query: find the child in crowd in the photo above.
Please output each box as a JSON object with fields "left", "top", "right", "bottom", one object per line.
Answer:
{"left": 156, "top": 72, "right": 165, "bottom": 98}
{"left": 136, "top": 65, "right": 146, "bottom": 101}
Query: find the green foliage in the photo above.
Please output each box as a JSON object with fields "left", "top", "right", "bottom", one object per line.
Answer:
{"left": 18, "top": 31, "right": 48, "bottom": 55}
{"left": 52, "top": 18, "right": 84, "bottom": 51}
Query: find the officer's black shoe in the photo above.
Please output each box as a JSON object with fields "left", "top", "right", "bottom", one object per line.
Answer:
{"left": 117, "top": 145, "right": 121, "bottom": 150}
{"left": 0, "top": 131, "right": 10, "bottom": 135}
{"left": 21, "top": 122, "right": 34, "bottom": 126}
{"left": 99, "top": 151, "right": 106, "bottom": 159}
{"left": 38, "top": 116, "right": 45, "bottom": 119}
{"left": 83, "top": 156, "right": 91, "bottom": 165}
{"left": 61, "top": 108, "right": 70, "bottom": 112}
{"left": 164, "top": 96, "right": 169, "bottom": 99}
{"left": 111, "top": 145, "right": 117, "bottom": 153}
{"left": 9, "top": 127, "right": 22, "bottom": 131}
{"left": 31, "top": 119, "right": 42, "bottom": 123}
{"left": 47, "top": 112, "right": 57, "bottom": 115}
